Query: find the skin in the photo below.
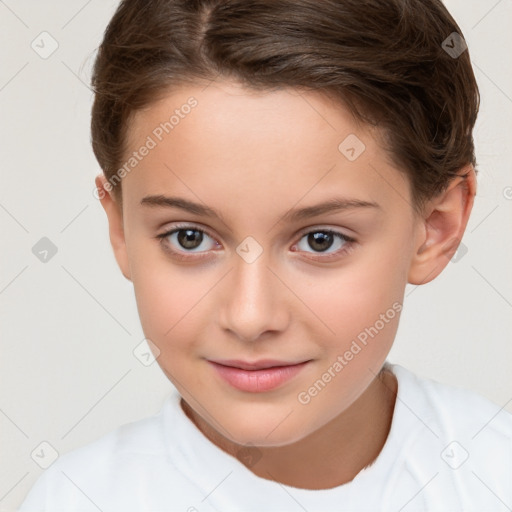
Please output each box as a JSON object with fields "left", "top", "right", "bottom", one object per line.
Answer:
{"left": 96, "top": 80, "right": 476, "bottom": 490}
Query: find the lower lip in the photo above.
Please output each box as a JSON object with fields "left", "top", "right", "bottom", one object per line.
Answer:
{"left": 208, "top": 361, "right": 310, "bottom": 393}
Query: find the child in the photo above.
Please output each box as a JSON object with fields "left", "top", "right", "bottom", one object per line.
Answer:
{"left": 19, "top": 0, "right": 511, "bottom": 510}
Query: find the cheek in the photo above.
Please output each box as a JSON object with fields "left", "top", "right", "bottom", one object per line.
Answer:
{"left": 296, "top": 255, "right": 406, "bottom": 344}
{"left": 291, "top": 264, "right": 404, "bottom": 415}
{"left": 129, "top": 248, "right": 210, "bottom": 348}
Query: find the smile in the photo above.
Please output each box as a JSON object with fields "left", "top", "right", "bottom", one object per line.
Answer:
{"left": 207, "top": 359, "right": 311, "bottom": 393}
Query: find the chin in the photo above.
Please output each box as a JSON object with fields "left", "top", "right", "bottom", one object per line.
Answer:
{"left": 223, "top": 417, "right": 311, "bottom": 448}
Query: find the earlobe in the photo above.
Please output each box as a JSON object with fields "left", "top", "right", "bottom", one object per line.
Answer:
{"left": 95, "top": 175, "right": 132, "bottom": 281}
{"left": 407, "top": 165, "right": 476, "bottom": 285}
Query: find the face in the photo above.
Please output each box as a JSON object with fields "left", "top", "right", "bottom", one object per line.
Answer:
{"left": 105, "top": 80, "right": 426, "bottom": 447}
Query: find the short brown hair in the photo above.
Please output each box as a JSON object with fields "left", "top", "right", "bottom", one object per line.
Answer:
{"left": 90, "top": 0, "right": 479, "bottom": 211}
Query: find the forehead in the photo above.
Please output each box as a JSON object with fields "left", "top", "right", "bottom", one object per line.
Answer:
{"left": 121, "top": 80, "right": 410, "bottom": 221}
{"left": 128, "top": 81, "right": 364, "bottom": 153}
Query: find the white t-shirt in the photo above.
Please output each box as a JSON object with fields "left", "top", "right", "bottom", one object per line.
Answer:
{"left": 18, "top": 363, "right": 512, "bottom": 512}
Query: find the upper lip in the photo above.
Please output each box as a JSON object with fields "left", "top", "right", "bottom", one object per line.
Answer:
{"left": 209, "top": 359, "right": 310, "bottom": 371}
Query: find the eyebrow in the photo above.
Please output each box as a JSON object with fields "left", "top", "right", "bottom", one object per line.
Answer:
{"left": 140, "top": 195, "right": 380, "bottom": 223}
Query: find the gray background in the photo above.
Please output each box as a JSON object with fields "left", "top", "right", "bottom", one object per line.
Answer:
{"left": 1, "top": 0, "right": 511, "bottom": 510}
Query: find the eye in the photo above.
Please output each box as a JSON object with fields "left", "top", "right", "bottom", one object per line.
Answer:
{"left": 156, "top": 224, "right": 219, "bottom": 259}
{"left": 156, "top": 224, "right": 356, "bottom": 262}
{"left": 292, "top": 228, "right": 356, "bottom": 260}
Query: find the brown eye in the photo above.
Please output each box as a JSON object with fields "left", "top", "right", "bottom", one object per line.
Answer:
{"left": 307, "top": 232, "right": 335, "bottom": 252}
{"left": 176, "top": 228, "right": 204, "bottom": 250}
{"left": 156, "top": 224, "right": 219, "bottom": 257}
{"left": 292, "top": 228, "right": 356, "bottom": 261}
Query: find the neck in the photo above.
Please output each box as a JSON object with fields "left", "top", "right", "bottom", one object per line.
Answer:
{"left": 181, "top": 367, "right": 398, "bottom": 490}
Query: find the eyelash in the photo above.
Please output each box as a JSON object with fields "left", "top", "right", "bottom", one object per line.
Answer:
{"left": 155, "top": 223, "right": 357, "bottom": 262}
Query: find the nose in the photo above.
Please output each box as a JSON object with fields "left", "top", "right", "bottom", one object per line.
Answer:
{"left": 219, "top": 250, "right": 290, "bottom": 342}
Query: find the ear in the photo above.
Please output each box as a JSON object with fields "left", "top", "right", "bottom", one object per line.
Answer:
{"left": 95, "top": 175, "right": 132, "bottom": 281}
{"left": 408, "top": 165, "right": 477, "bottom": 285}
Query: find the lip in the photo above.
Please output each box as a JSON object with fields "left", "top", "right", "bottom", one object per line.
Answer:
{"left": 208, "top": 359, "right": 311, "bottom": 393}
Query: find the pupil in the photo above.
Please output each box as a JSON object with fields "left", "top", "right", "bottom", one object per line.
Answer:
{"left": 178, "top": 229, "right": 202, "bottom": 249}
{"left": 308, "top": 232, "right": 333, "bottom": 252}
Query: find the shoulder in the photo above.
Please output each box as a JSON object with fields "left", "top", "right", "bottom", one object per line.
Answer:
{"left": 385, "top": 363, "right": 512, "bottom": 510}
{"left": 18, "top": 395, "right": 179, "bottom": 511}
{"left": 56, "top": 401, "right": 169, "bottom": 470}
{"left": 390, "top": 363, "right": 512, "bottom": 437}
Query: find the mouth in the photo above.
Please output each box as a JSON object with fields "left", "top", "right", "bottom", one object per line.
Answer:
{"left": 207, "top": 359, "right": 312, "bottom": 393}
{"left": 210, "top": 359, "right": 310, "bottom": 370}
